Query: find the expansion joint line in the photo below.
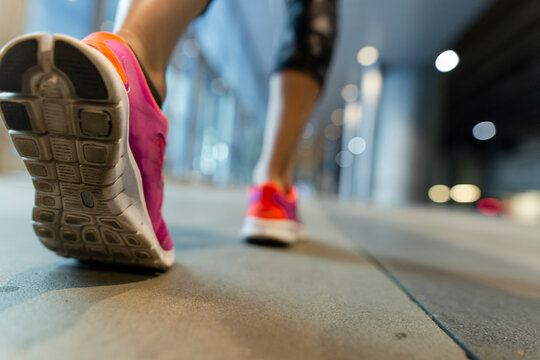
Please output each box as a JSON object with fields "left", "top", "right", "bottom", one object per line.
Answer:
{"left": 357, "top": 245, "right": 482, "bottom": 360}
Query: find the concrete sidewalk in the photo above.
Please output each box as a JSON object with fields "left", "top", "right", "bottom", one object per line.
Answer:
{"left": 0, "top": 172, "right": 538, "bottom": 359}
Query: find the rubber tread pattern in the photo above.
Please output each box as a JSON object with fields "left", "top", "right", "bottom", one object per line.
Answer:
{"left": 1, "top": 101, "right": 32, "bottom": 131}
{"left": 0, "top": 39, "right": 38, "bottom": 92}
{"left": 54, "top": 40, "right": 108, "bottom": 100}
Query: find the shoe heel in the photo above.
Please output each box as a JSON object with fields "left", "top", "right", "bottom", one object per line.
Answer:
{"left": 0, "top": 33, "right": 174, "bottom": 270}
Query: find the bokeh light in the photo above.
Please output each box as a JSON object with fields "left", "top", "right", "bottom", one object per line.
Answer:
{"left": 336, "top": 151, "right": 353, "bottom": 168}
{"left": 472, "top": 121, "right": 496, "bottom": 141}
{"left": 212, "top": 142, "right": 229, "bottom": 161}
{"left": 341, "top": 84, "right": 359, "bottom": 102}
{"left": 508, "top": 191, "right": 540, "bottom": 224}
{"left": 362, "top": 68, "right": 383, "bottom": 100}
{"left": 348, "top": 137, "right": 367, "bottom": 155}
{"left": 435, "top": 50, "right": 460, "bottom": 72}
{"left": 324, "top": 124, "right": 341, "bottom": 141}
{"left": 477, "top": 198, "right": 502, "bottom": 216}
{"left": 357, "top": 46, "right": 379, "bottom": 66}
{"left": 344, "top": 102, "right": 363, "bottom": 126}
{"left": 331, "top": 108, "right": 344, "bottom": 126}
{"left": 428, "top": 185, "right": 451, "bottom": 203}
{"left": 450, "top": 184, "right": 481, "bottom": 203}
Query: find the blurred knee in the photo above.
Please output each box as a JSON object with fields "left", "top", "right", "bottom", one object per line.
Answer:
{"left": 274, "top": 0, "right": 338, "bottom": 86}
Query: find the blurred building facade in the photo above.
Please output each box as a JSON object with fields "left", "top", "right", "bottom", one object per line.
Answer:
{"left": 443, "top": 0, "right": 540, "bottom": 197}
{"left": 2, "top": 0, "right": 540, "bottom": 219}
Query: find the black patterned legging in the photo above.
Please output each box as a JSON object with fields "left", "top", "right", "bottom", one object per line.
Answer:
{"left": 203, "top": 0, "right": 338, "bottom": 86}
{"left": 275, "top": 0, "right": 337, "bottom": 85}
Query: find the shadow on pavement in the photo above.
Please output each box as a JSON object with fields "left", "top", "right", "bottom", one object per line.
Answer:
{"left": 0, "top": 261, "right": 156, "bottom": 313}
{"left": 169, "top": 225, "right": 239, "bottom": 250}
{"left": 0, "top": 261, "right": 170, "bottom": 347}
{"left": 245, "top": 237, "right": 371, "bottom": 266}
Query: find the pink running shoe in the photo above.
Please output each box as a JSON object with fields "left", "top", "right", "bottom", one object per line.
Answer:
{"left": 241, "top": 181, "right": 304, "bottom": 245}
{"left": 0, "top": 32, "right": 174, "bottom": 270}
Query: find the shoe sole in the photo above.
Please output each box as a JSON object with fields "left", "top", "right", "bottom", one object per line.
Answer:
{"left": 0, "top": 33, "right": 174, "bottom": 271}
{"left": 241, "top": 217, "right": 302, "bottom": 245}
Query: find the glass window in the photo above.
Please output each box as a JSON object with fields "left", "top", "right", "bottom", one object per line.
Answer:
{"left": 164, "top": 35, "right": 263, "bottom": 186}
{"left": 22, "top": 2, "right": 263, "bottom": 187}
{"left": 25, "top": 0, "right": 119, "bottom": 37}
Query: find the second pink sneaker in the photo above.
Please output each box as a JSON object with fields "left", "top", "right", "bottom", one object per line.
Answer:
{"left": 0, "top": 32, "right": 174, "bottom": 270}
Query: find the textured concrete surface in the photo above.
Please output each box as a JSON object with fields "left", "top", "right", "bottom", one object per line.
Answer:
{"left": 1, "top": 171, "right": 536, "bottom": 359}
{"left": 327, "top": 203, "right": 540, "bottom": 360}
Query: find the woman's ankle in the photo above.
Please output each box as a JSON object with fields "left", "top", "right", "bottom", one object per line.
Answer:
{"left": 116, "top": 29, "right": 167, "bottom": 101}
{"left": 252, "top": 167, "right": 290, "bottom": 191}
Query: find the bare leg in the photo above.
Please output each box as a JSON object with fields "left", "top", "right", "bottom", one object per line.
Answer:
{"left": 252, "top": 0, "right": 336, "bottom": 192}
{"left": 114, "top": 0, "right": 210, "bottom": 101}
{"left": 253, "top": 70, "right": 321, "bottom": 191}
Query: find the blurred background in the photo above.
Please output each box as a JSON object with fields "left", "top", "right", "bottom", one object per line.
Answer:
{"left": 1, "top": 0, "right": 540, "bottom": 224}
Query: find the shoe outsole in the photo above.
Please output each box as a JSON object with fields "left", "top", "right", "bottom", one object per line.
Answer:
{"left": 0, "top": 33, "right": 174, "bottom": 271}
{"left": 241, "top": 217, "right": 302, "bottom": 245}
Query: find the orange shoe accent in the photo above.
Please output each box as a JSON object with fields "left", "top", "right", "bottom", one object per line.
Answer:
{"left": 82, "top": 32, "right": 129, "bottom": 84}
{"left": 247, "top": 182, "right": 289, "bottom": 220}
{"left": 81, "top": 31, "right": 165, "bottom": 116}
{"left": 248, "top": 202, "right": 288, "bottom": 219}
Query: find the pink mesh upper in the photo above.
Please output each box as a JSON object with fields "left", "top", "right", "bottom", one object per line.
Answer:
{"left": 86, "top": 34, "right": 173, "bottom": 251}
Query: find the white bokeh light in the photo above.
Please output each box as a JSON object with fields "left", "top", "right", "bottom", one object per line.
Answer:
{"left": 213, "top": 142, "right": 229, "bottom": 161}
{"left": 344, "top": 102, "right": 363, "bottom": 126}
{"left": 435, "top": 50, "right": 460, "bottom": 72}
{"left": 472, "top": 121, "right": 496, "bottom": 141}
{"left": 428, "top": 185, "right": 451, "bottom": 203}
{"left": 357, "top": 46, "right": 379, "bottom": 66}
{"left": 348, "top": 137, "right": 367, "bottom": 155}
{"left": 509, "top": 192, "right": 540, "bottom": 225}
{"left": 450, "top": 184, "right": 481, "bottom": 203}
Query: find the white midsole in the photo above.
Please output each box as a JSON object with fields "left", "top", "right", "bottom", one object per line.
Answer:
{"left": 241, "top": 217, "right": 304, "bottom": 244}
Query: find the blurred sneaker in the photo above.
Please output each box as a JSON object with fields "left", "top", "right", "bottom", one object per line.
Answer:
{"left": 241, "top": 181, "right": 304, "bottom": 245}
{"left": 0, "top": 32, "right": 174, "bottom": 270}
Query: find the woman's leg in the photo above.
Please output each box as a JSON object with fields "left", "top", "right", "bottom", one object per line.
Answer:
{"left": 253, "top": 70, "right": 320, "bottom": 191}
{"left": 114, "top": 0, "right": 211, "bottom": 101}
{"left": 252, "top": 0, "right": 337, "bottom": 191}
{"left": 242, "top": 0, "right": 337, "bottom": 244}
